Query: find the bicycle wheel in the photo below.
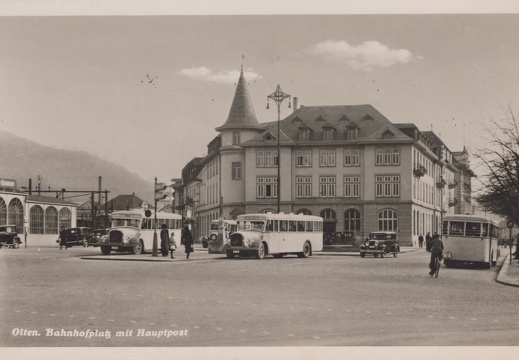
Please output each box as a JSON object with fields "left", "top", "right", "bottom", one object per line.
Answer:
{"left": 434, "top": 257, "right": 440, "bottom": 278}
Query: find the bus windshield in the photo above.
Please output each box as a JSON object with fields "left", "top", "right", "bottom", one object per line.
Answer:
{"left": 238, "top": 220, "right": 265, "bottom": 232}
{"left": 112, "top": 218, "right": 140, "bottom": 228}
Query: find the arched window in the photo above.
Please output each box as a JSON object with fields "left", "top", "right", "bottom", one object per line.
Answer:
{"left": 59, "top": 208, "right": 72, "bottom": 229}
{"left": 261, "top": 209, "right": 277, "bottom": 214}
{"left": 378, "top": 209, "right": 398, "bottom": 232}
{"left": 296, "top": 208, "right": 312, "bottom": 215}
{"left": 8, "top": 198, "right": 24, "bottom": 233}
{"left": 0, "top": 198, "right": 6, "bottom": 225}
{"left": 320, "top": 209, "right": 336, "bottom": 220}
{"left": 45, "top": 206, "right": 58, "bottom": 234}
{"left": 344, "top": 209, "right": 361, "bottom": 232}
{"left": 30, "top": 205, "right": 44, "bottom": 234}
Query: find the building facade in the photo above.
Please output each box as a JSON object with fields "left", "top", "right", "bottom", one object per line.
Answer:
{"left": 0, "top": 177, "right": 78, "bottom": 247}
{"left": 177, "top": 68, "right": 472, "bottom": 246}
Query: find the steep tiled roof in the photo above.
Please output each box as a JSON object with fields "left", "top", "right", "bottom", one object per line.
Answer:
{"left": 216, "top": 67, "right": 263, "bottom": 131}
{"left": 243, "top": 104, "right": 411, "bottom": 145}
{"left": 105, "top": 194, "right": 147, "bottom": 211}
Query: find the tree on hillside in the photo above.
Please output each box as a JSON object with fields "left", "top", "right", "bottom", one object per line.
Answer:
{"left": 474, "top": 106, "right": 519, "bottom": 228}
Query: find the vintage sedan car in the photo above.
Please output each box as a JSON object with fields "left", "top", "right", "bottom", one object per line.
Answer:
{"left": 91, "top": 228, "right": 109, "bottom": 247}
{"left": 359, "top": 231, "right": 400, "bottom": 258}
{"left": 0, "top": 225, "right": 22, "bottom": 249}
{"left": 57, "top": 227, "right": 93, "bottom": 248}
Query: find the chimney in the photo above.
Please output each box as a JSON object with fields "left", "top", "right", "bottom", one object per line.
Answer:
{"left": 293, "top": 97, "right": 298, "bottom": 112}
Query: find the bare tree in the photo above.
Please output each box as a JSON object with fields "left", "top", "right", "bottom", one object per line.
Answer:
{"left": 474, "top": 105, "right": 519, "bottom": 227}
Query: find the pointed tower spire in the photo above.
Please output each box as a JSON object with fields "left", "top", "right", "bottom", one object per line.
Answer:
{"left": 216, "top": 67, "right": 263, "bottom": 131}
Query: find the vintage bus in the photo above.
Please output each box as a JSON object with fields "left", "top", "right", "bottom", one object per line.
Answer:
{"left": 98, "top": 210, "right": 182, "bottom": 255}
{"left": 442, "top": 214, "right": 499, "bottom": 269}
{"left": 224, "top": 213, "right": 323, "bottom": 259}
{"left": 208, "top": 219, "right": 238, "bottom": 254}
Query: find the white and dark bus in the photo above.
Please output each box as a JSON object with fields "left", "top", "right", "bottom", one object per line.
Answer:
{"left": 224, "top": 213, "right": 323, "bottom": 259}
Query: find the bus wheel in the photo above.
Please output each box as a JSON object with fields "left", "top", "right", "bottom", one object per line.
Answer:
{"left": 100, "top": 246, "right": 111, "bottom": 255}
{"left": 226, "top": 250, "right": 235, "bottom": 259}
{"left": 132, "top": 240, "right": 144, "bottom": 255}
{"left": 256, "top": 242, "right": 266, "bottom": 259}
{"left": 298, "top": 241, "right": 311, "bottom": 258}
{"left": 360, "top": 253, "right": 365, "bottom": 258}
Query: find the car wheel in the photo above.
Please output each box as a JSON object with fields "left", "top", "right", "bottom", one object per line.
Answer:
{"left": 256, "top": 242, "right": 266, "bottom": 259}
{"left": 226, "top": 250, "right": 235, "bottom": 259}
{"left": 100, "top": 246, "right": 111, "bottom": 255}
{"left": 133, "top": 240, "right": 144, "bottom": 255}
{"left": 360, "top": 253, "right": 365, "bottom": 258}
{"left": 374, "top": 253, "right": 378, "bottom": 258}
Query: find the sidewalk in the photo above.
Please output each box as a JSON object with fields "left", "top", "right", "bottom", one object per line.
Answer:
{"left": 497, "top": 251, "right": 519, "bottom": 288}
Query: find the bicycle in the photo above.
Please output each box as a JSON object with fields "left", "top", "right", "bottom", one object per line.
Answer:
{"left": 430, "top": 254, "right": 441, "bottom": 278}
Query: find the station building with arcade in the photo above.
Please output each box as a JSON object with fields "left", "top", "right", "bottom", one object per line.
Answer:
{"left": 0, "top": 177, "right": 78, "bottom": 247}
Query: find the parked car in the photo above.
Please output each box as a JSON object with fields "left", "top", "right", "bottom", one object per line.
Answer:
{"left": 0, "top": 225, "right": 22, "bottom": 249}
{"left": 91, "top": 228, "right": 109, "bottom": 247}
{"left": 57, "top": 227, "right": 93, "bottom": 248}
{"left": 359, "top": 231, "right": 400, "bottom": 258}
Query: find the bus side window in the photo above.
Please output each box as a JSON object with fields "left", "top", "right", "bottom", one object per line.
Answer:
{"left": 297, "top": 221, "right": 305, "bottom": 232}
{"left": 289, "top": 221, "right": 296, "bottom": 232}
{"left": 482, "top": 223, "right": 489, "bottom": 237}
{"left": 273, "top": 220, "right": 278, "bottom": 232}
{"left": 266, "top": 220, "right": 273, "bottom": 232}
{"left": 280, "top": 220, "right": 288, "bottom": 232}
{"left": 306, "top": 221, "right": 313, "bottom": 232}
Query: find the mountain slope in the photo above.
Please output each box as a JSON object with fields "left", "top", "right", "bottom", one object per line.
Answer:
{"left": 0, "top": 130, "right": 153, "bottom": 204}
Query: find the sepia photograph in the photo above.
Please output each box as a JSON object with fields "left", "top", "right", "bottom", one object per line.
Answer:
{"left": 1, "top": 1, "right": 518, "bottom": 359}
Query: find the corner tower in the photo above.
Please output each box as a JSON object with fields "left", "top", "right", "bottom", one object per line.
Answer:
{"left": 216, "top": 66, "right": 264, "bottom": 219}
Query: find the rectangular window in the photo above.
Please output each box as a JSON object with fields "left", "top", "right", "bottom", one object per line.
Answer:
{"left": 257, "top": 151, "right": 265, "bottom": 167}
{"left": 375, "top": 175, "right": 400, "bottom": 197}
{"left": 256, "top": 177, "right": 278, "bottom": 198}
{"left": 232, "top": 132, "right": 240, "bottom": 144}
{"left": 376, "top": 148, "right": 400, "bottom": 165}
{"left": 296, "top": 150, "right": 312, "bottom": 167}
{"left": 319, "top": 150, "right": 336, "bottom": 167}
{"left": 344, "top": 176, "right": 360, "bottom": 197}
{"left": 296, "top": 176, "right": 312, "bottom": 198}
{"left": 344, "top": 149, "right": 360, "bottom": 167}
{"left": 232, "top": 162, "right": 241, "bottom": 180}
{"left": 319, "top": 176, "right": 336, "bottom": 197}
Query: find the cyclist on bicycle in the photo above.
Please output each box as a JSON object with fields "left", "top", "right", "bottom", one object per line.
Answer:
{"left": 429, "top": 233, "right": 444, "bottom": 275}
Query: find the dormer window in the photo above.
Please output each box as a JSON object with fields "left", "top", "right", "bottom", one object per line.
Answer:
{"left": 346, "top": 128, "right": 358, "bottom": 140}
{"left": 363, "top": 114, "right": 373, "bottom": 121}
{"left": 339, "top": 115, "right": 350, "bottom": 122}
{"left": 382, "top": 129, "right": 395, "bottom": 139}
{"left": 299, "top": 129, "right": 310, "bottom": 140}
{"left": 316, "top": 115, "right": 326, "bottom": 123}
{"left": 292, "top": 116, "right": 302, "bottom": 123}
{"left": 264, "top": 133, "right": 274, "bottom": 141}
{"left": 232, "top": 131, "right": 241, "bottom": 144}
{"left": 324, "top": 129, "right": 334, "bottom": 140}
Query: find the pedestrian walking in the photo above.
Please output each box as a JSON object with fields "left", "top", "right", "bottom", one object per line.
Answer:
{"left": 59, "top": 226, "right": 67, "bottom": 250}
{"left": 160, "top": 224, "right": 170, "bottom": 257}
{"left": 170, "top": 232, "right": 177, "bottom": 259}
{"left": 418, "top": 234, "right": 424, "bottom": 248}
{"left": 182, "top": 225, "right": 193, "bottom": 259}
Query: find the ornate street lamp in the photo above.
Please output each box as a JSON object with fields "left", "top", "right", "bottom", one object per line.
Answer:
{"left": 267, "top": 85, "right": 291, "bottom": 213}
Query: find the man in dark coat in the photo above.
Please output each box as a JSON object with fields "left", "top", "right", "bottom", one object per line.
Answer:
{"left": 160, "top": 224, "right": 170, "bottom": 257}
{"left": 418, "top": 234, "right": 424, "bottom": 248}
{"left": 59, "top": 226, "right": 67, "bottom": 250}
{"left": 182, "top": 226, "right": 193, "bottom": 259}
{"left": 429, "top": 234, "right": 444, "bottom": 275}
{"left": 425, "top": 232, "right": 432, "bottom": 252}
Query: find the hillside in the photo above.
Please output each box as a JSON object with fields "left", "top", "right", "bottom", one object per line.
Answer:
{"left": 0, "top": 130, "right": 153, "bottom": 205}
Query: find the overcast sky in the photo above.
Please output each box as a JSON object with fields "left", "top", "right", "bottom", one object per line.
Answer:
{"left": 1, "top": 2, "right": 519, "bottom": 189}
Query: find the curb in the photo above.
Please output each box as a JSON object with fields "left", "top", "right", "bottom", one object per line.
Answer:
{"left": 496, "top": 253, "right": 519, "bottom": 288}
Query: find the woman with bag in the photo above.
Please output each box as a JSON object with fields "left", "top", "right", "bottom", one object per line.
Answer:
{"left": 182, "top": 226, "right": 193, "bottom": 259}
